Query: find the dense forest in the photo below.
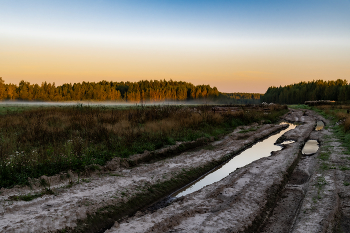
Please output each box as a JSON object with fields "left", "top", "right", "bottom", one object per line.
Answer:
{"left": 0, "top": 77, "right": 261, "bottom": 103}
{"left": 218, "top": 92, "right": 263, "bottom": 104}
{"left": 262, "top": 79, "right": 349, "bottom": 104}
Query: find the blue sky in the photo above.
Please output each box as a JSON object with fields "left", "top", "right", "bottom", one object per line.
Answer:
{"left": 0, "top": 0, "right": 349, "bottom": 92}
{"left": 2, "top": 0, "right": 349, "bottom": 38}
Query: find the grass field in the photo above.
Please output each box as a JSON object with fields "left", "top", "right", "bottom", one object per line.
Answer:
{"left": 0, "top": 103, "right": 287, "bottom": 188}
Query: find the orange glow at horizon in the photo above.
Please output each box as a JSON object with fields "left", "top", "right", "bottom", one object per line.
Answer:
{"left": 1, "top": 36, "right": 349, "bottom": 93}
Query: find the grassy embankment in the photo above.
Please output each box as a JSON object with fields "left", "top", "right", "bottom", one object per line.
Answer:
{"left": 314, "top": 105, "right": 350, "bottom": 152}
{"left": 0, "top": 104, "right": 287, "bottom": 189}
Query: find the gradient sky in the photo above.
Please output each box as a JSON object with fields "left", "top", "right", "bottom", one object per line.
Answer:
{"left": 1, "top": 0, "right": 349, "bottom": 93}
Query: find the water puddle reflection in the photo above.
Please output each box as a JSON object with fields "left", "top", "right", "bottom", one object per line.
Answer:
{"left": 173, "top": 122, "right": 297, "bottom": 198}
{"left": 315, "top": 121, "right": 324, "bottom": 131}
{"left": 280, "top": 140, "right": 295, "bottom": 145}
{"left": 302, "top": 140, "right": 319, "bottom": 155}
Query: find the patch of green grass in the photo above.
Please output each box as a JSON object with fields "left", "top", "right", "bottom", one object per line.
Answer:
{"left": 316, "top": 176, "right": 327, "bottom": 188}
{"left": 8, "top": 188, "right": 54, "bottom": 201}
{"left": 344, "top": 181, "right": 350, "bottom": 186}
{"left": 319, "top": 152, "right": 330, "bottom": 161}
{"left": 288, "top": 104, "right": 311, "bottom": 110}
{"left": 320, "top": 162, "right": 329, "bottom": 170}
{"left": 340, "top": 166, "right": 350, "bottom": 171}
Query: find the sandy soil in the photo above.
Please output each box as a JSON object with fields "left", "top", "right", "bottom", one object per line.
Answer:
{"left": 0, "top": 121, "right": 286, "bottom": 232}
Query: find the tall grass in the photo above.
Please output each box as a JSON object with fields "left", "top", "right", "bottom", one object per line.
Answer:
{"left": 0, "top": 104, "right": 287, "bottom": 188}
{"left": 317, "top": 105, "right": 350, "bottom": 132}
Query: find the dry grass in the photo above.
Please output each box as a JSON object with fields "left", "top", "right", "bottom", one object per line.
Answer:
{"left": 335, "top": 112, "right": 348, "bottom": 120}
{"left": 0, "top": 104, "right": 287, "bottom": 188}
{"left": 344, "top": 117, "right": 350, "bottom": 132}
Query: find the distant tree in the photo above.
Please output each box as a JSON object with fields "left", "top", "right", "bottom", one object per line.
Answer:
{"left": 0, "top": 78, "right": 261, "bottom": 103}
{"left": 0, "top": 77, "right": 5, "bottom": 100}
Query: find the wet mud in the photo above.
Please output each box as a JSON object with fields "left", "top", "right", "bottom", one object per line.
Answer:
{"left": 105, "top": 109, "right": 321, "bottom": 233}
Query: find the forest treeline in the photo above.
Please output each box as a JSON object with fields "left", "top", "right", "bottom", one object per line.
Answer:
{"left": 0, "top": 77, "right": 261, "bottom": 103}
{"left": 262, "top": 79, "right": 349, "bottom": 104}
{"left": 218, "top": 92, "right": 262, "bottom": 104}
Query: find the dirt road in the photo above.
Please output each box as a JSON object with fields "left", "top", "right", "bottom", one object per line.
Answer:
{"left": 105, "top": 109, "right": 346, "bottom": 233}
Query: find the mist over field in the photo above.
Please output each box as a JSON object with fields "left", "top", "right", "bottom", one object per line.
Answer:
{"left": 0, "top": 100, "right": 223, "bottom": 107}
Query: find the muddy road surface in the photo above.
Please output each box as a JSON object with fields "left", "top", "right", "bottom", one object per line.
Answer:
{"left": 1, "top": 109, "right": 348, "bottom": 233}
{"left": 105, "top": 109, "right": 344, "bottom": 233}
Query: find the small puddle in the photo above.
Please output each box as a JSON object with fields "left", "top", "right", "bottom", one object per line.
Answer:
{"left": 280, "top": 140, "right": 295, "bottom": 145}
{"left": 315, "top": 121, "right": 324, "bottom": 131}
{"left": 302, "top": 140, "right": 319, "bottom": 155}
{"left": 172, "top": 122, "right": 297, "bottom": 198}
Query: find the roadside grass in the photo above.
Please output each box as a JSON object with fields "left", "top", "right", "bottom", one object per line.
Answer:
{"left": 8, "top": 188, "right": 54, "bottom": 202}
{"left": 310, "top": 105, "right": 350, "bottom": 154}
{"left": 288, "top": 104, "right": 311, "bottom": 110}
{"left": 0, "top": 104, "right": 288, "bottom": 189}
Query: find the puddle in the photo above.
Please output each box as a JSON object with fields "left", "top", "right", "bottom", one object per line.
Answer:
{"left": 280, "top": 140, "right": 295, "bottom": 145}
{"left": 315, "top": 121, "right": 324, "bottom": 131}
{"left": 173, "top": 122, "right": 297, "bottom": 198}
{"left": 302, "top": 140, "right": 319, "bottom": 155}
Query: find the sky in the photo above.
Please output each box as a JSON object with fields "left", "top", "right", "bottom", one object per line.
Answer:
{"left": 0, "top": 0, "right": 349, "bottom": 93}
